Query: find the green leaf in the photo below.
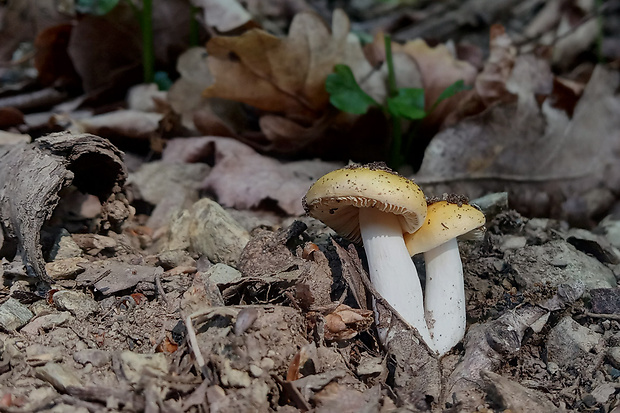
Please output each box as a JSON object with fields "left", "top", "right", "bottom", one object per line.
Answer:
{"left": 76, "top": 0, "right": 120, "bottom": 15}
{"left": 387, "top": 88, "right": 426, "bottom": 120}
{"left": 325, "top": 64, "right": 379, "bottom": 115}
{"left": 432, "top": 80, "right": 471, "bottom": 109}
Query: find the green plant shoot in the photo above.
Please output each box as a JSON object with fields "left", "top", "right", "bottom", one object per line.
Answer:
{"left": 325, "top": 35, "right": 470, "bottom": 168}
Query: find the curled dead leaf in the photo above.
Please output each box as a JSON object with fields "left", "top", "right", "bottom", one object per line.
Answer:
{"left": 324, "top": 304, "right": 373, "bottom": 341}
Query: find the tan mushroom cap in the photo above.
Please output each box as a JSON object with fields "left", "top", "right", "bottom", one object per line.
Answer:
{"left": 303, "top": 163, "right": 427, "bottom": 243}
{"left": 404, "top": 200, "right": 485, "bottom": 256}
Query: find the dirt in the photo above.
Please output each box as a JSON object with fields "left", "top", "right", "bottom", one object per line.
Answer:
{"left": 0, "top": 197, "right": 619, "bottom": 412}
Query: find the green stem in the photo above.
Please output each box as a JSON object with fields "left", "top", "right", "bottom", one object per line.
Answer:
{"left": 189, "top": 4, "right": 200, "bottom": 47}
{"left": 385, "top": 35, "right": 398, "bottom": 98}
{"left": 142, "top": 0, "right": 154, "bottom": 83}
{"left": 385, "top": 34, "right": 402, "bottom": 168}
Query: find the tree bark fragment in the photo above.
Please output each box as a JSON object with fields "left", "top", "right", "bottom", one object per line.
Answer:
{"left": 0, "top": 132, "right": 127, "bottom": 283}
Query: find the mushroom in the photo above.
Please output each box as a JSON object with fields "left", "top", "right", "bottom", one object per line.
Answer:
{"left": 404, "top": 198, "right": 485, "bottom": 355}
{"left": 303, "top": 163, "right": 433, "bottom": 348}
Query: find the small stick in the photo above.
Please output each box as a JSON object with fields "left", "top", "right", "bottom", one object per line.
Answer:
{"left": 155, "top": 273, "right": 169, "bottom": 306}
{"left": 185, "top": 314, "right": 207, "bottom": 377}
{"left": 84, "top": 269, "right": 111, "bottom": 287}
{"left": 585, "top": 312, "right": 620, "bottom": 321}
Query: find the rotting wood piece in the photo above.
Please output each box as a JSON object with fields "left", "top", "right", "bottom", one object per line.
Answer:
{"left": 0, "top": 131, "right": 127, "bottom": 283}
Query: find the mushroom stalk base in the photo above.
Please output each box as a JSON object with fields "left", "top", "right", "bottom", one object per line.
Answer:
{"left": 424, "top": 237, "right": 466, "bottom": 356}
{"left": 359, "top": 208, "right": 433, "bottom": 348}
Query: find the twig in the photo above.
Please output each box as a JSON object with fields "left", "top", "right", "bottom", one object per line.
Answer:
{"left": 585, "top": 312, "right": 620, "bottom": 321}
{"left": 57, "top": 395, "right": 103, "bottom": 413}
{"left": 155, "top": 273, "right": 169, "bottom": 306}
{"left": 184, "top": 307, "right": 240, "bottom": 379}
{"left": 184, "top": 314, "right": 207, "bottom": 378}
{"left": 84, "top": 269, "right": 111, "bottom": 287}
{"left": 273, "top": 375, "right": 311, "bottom": 412}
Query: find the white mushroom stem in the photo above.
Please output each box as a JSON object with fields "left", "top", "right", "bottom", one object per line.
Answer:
{"left": 359, "top": 207, "right": 434, "bottom": 349}
{"left": 424, "top": 237, "right": 466, "bottom": 356}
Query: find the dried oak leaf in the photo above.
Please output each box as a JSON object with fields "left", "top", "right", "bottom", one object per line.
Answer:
{"left": 0, "top": 0, "right": 70, "bottom": 61}
{"left": 201, "top": 9, "right": 386, "bottom": 155}
{"left": 34, "top": 24, "right": 81, "bottom": 88}
{"left": 324, "top": 304, "right": 373, "bottom": 341}
{"left": 443, "top": 24, "right": 518, "bottom": 126}
{"left": 366, "top": 34, "right": 477, "bottom": 122}
{"left": 163, "top": 136, "right": 342, "bottom": 215}
{"left": 416, "top": 65, "right": 620, "bottom": 227}
{"left": 203, "top": 9, "right": 381, "bottom": 118}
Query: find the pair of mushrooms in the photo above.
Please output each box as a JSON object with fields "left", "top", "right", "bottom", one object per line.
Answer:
{"left": 303, "top": 163, "right": 485, "bottom": 356}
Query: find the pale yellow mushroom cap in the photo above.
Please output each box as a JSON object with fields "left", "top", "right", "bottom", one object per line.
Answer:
{"left": 404, "top": 200, "right": 485, "bottom": 255}
{"left": 303, "top": 163, "right": 427, "bottom": 243}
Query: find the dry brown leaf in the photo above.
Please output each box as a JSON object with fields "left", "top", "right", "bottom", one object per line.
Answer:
{"left": 191, "top": 0, "right": 253, "bottom": 32}
{"left": 168, "top": 11, "right": 391, "bottom": 159}
{"left": 204, "top": 9, "right": 382, "bottom": 119}
{"left": 398, "top": 39, "right": 477, "bottom": 109}
{"left": 0, "top": 0, "right": 70, "bottom": 61}
{"left": 72, "top": 110, "right": 163, "bottom": 140}
{"left": 443, "top": 24, "right": 518, "bottom": 126}
{"left": 324, "top": 304, "right": 373, "bottom": 341}
{"left": 286, "top": 343, "right": 317, "bottom": 381}
{"left": 162, "top": 136, "right": 342, "bottom": 215}
{"left": 200, "top": 9, "right": 388, "bottom": 156}
{"left": 168, "top": 48, "right": 253, "bottom": 137}
{"left": 68, "top": 4, "right": 142, "bottom": 94}
{"left": 415, "top": 65, "right": 620, "bottom": 227}
{"left": 34, "top": 24, "right": 81, "bottom": 88}
{"left": 523, "top": 0, "right": 598, "bottom": 70}
{"left": 367, "top": 34, "right": 477, "bottom": 113}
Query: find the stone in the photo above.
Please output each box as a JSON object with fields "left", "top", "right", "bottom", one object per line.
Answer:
{"left": 509, "top": 240, "right": 616, "bottom": 290}
{"left": 546, "top": 316, "right": 602, "bottom": 368}
{"left": 470, "top": 192, "right": 508, "bottom": 219}
{"left": 248, "top": 364, "right": 263, "bottom": 378}
{"left": 130, "top": 161, "right": 210, "bottom": 230}
{"left": 25, "top": 344, "right": 64, "bottom": 366}
{"left": 499, "top": 235, "right": 527, "bottom": 251}
{"left": 48, "top": 229, "right": 83, "bottom": 260}
{"left": 129, "top": 161, "right": 209, "bottom": 206}
{"left": 157, "top": 249, "right": 196, "bottom": 270}
{"left": 481, "top": 371, "right": 558, "bottom": 412}
{"left": 597, "top": 215, "right": 620, "bottom": 249}
{"left": 220, "top": 359, "right": 251, "bottom": 387}
{"left": 206, "top": 263, "right": 242, "bottom": 285}
{"left": 591, "top": 383, "right": 616, "bottom": 404}
{"left": 21, "top": 312, "right": 72, "bottom": 335}
{"left": 75, "top": 260, "right": 161, "bottom": 296}
{"left": 118, "top": 351, "right": 168, "bottom": 384}
{"left": 590, "top": 288, "right": 620, "bottom": 314}
{"left": 356, "top": 355, "right": 384, "bottom": 376}
{"left": 189, "top": 198, "right": 250, "bottom": 266}
{"left": 166, "top": 209, "right": 192, "bottom": 251}
{"left": 73, "top": 349, "right": 112, "bottom": 367}
{"left": 52, "top": 291, "right": 99, "bottom": 319}
{"left": 35, "top": 362, "right": 82, "bottom": 391}
{"left": 45, "top": 257, "right": 89, "bottom": 280}
{"left": 0, "top": 298, "right": 33, "bottom": 330}
{"left": 72, "top": 234, "right": 117, "bottom": 255}
{"left": 608, "top": 347, "right": 620, "bottom": 369}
